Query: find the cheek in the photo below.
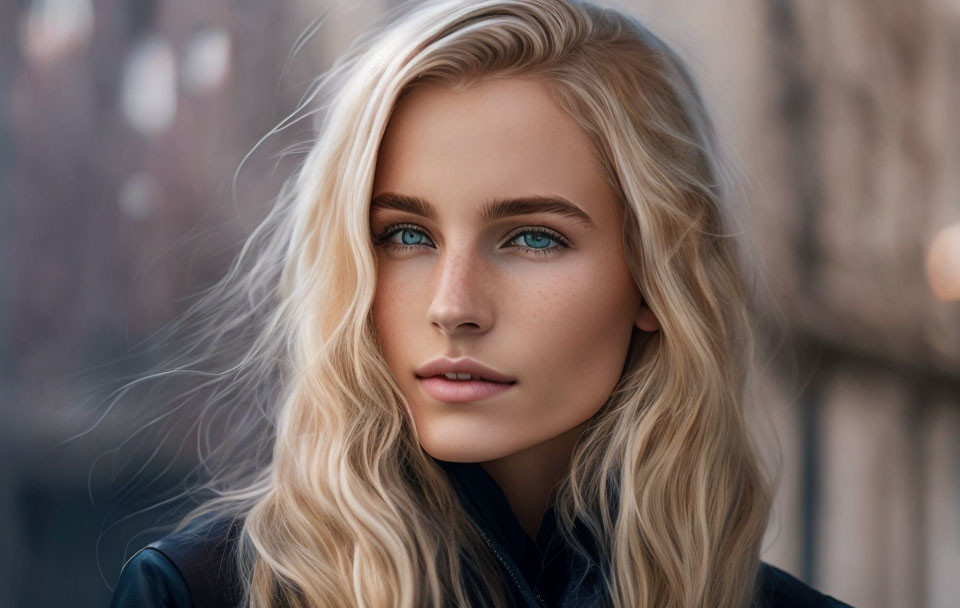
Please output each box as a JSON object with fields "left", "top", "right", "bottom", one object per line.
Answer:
{"left": 510, "top": 256, "right": 638, "bottom": 419}
{"left": 372, "top": 259, "right": 436, "bottom": 390}
{"left": 372, "top": 266, "right": 408, "bottom": 366}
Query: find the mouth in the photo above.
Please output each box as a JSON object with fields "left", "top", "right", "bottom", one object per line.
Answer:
{"left": 415, "top": 374, "right": 517, "bottom": 403}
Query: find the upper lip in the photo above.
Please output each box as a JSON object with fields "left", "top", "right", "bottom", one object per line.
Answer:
{"left": 414, "top": 357, "right": 517, "bottom": 383}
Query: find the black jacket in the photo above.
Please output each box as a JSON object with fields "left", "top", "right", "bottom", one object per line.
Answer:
{"left": 110, "top": 460, "right": 853, "bottom": 607}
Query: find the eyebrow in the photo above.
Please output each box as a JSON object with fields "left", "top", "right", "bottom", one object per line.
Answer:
{"left": 369, "top": 192, "right": 596, "bottom": 229}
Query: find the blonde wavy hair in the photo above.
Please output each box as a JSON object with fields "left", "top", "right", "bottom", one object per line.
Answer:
{"left": 113, "top": 1, "right": 778, "bottom": 606}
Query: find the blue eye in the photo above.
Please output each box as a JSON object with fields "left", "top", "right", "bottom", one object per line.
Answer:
{"left": 504, "top": 229, "right": 567, "bottom": 256}
{"left": 373, "top": 223, "right": 571, "bottom": 257}
{"left": 374, "top": 224, "right": 436, "bottom": 250}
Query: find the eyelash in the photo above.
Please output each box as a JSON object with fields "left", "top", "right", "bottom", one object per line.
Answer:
{"left": 372, "top": 222, "right": 572, "bottom": 257}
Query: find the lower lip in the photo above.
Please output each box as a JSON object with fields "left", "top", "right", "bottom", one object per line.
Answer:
{"left": 416, "top": 376, "right": 516, "bottom": 403}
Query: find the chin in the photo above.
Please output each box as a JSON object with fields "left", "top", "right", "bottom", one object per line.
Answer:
{"left": 416, "top": 431, "right": 517, "bottom": 464}
{"left": 419, "top": 442, "right": 500, "bottom": 464}
{"left": 410, "top": 411, "right": 547, "bottom": 463}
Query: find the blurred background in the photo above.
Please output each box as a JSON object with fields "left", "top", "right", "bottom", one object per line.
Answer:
{"left": 1, "top": 0, "right": 958, "bottom": 606}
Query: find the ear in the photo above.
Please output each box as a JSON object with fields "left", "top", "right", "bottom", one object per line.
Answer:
{"left": 634, "top": 301, "right": 660, "bottom": 332}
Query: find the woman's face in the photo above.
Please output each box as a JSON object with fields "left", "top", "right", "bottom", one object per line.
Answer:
{"left": 370, "top": 77, "right": 658, "bottom": 464}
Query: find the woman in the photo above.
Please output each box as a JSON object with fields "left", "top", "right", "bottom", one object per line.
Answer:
{"left": 109, "top": 0, "right": 853, "bottom": 606}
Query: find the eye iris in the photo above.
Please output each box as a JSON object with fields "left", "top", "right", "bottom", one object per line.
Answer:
{"left": 524, "top": 233, "right": 551, "bottom": 248}
{"left": 401, "top": 229, "right": 422, "bottom": 245}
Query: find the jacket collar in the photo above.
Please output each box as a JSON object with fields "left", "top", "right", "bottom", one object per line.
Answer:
{"left": 435, "top": 459, "right": 605, "bottom": 608}
{"left": 433, "top": 460, "right": 834, "bottom": 608}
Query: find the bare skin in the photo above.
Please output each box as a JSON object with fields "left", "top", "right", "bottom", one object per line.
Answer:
{"left": 370, "top": 77, "right": 659, "bottom": 540}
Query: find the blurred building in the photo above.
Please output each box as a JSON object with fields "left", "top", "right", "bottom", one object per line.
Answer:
{"left": 1, "top": 0, "right": 957, "bottom": 606}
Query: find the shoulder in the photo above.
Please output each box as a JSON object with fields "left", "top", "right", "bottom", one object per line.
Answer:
{"left": 111, "top": 513, "right": 245, "bottom": 608}
{"left": 110, "top": 547, "right": 192, "bottom": 608}
{"left": 755, "top": 561, "right": 856, "bottom": 608}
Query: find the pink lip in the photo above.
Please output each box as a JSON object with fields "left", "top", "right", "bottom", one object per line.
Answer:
{"left": 414, "top": 357, "right": 516, "bottom": 383}
{"left": 417, "top": 376, "right": 516, "bottom": 403}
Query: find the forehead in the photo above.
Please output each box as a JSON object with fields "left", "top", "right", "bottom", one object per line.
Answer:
{"left": 372, "top": 77, "right": 618, "bottom": 220}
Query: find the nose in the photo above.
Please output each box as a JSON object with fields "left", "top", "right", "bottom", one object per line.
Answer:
{"left": 426, "top": 248, "right": 493, "bottom": 336}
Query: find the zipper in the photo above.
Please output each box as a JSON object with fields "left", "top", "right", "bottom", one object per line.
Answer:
{"left": 473, "top": 520, "right": 548, "bottom": 608}
{"left": 449, "top": 476, "right": 547, "bottom": 608}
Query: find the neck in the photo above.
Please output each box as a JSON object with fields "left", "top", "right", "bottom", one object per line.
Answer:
{"left": 480, "top": 420, "right": 588, "bottom": 541}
